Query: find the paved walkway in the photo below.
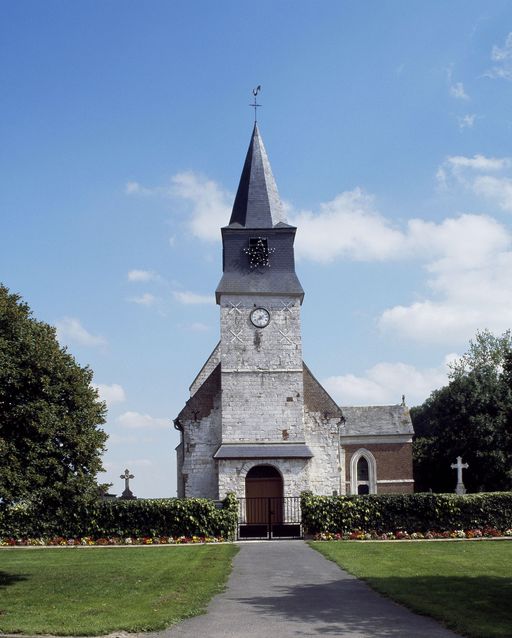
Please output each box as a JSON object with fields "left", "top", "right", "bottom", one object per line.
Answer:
{"left": 147, "top": 540, "right": 460, "bottom": 638}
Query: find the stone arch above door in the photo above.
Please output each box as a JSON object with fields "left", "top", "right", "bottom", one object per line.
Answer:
{"left": 245, "top": 464, "right": 283, "bottom": 499}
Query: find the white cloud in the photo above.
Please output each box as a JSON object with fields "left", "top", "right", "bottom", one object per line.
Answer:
{"left": 379, "top": 240, "right": 512, "bottom": 343}
{"left": 323, "top": 354, "right": 457, "bottom": 407}
{"left": 125, "top": 172, "right": 231, "bottom": 241}
{"left": 437, "top": 154, "right": 512, "bottom": 211}
{"left": 170, "top": 172, "right": 231, "bottom": 241}
{"left": 405, "top": 214, "right": 508, "bottom": 269}
{"left": 125, "top": 181, "right": 140, "bottom": 194}
{"left": 287, "top": 169, "right": 512, "bottom": 345}
{"left": 379, "top": 209, "right": 511, "bottom": 345}
{"left": 450, "top": 81, "right": 469, "bottom": 100}
{"left": 125, "top": 181, "right": 153, "bottom": 195}
{"left": 287, "top": 179, "right": 512, "bottom": 345}
{"left": 56, "top": 317, "right": 107, "bottom": 348}
{"left": 292, "top": 187, "right": 507, "bottom": 268}
{"left": 118, "top": 411, "right": 169, "bottom": 429}
{"left": 486, "top": 32, "right": 512, "bottom": 80}
{"left": 458, "top": 114, "right": 476, "bottom": 129}
{"left": 94, "top": 383, "right": 126, "bottom": 407}
{"left": 127, "top": 269, "right": 158, "bottom": 282}
{"left": 292, "top": 188, "right": 404, "bottom": 262}
{"left": 128, "top": 293, "right": 157, "bottom": 306}
{"left": 473, "top": 175, "right": 512, "bottom": 212}
{"left": 444, "top": 154, "right": 509, "bottom": 172}
{"left": 173, "top": 291, "right": 215, "bottom": 305}
{"left": 492, "top": 33, "right": 512, "bottom": 61}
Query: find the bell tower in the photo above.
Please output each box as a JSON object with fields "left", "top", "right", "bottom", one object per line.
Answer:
{"left": 214, "top": 124, "right": 313, "bottom": 489}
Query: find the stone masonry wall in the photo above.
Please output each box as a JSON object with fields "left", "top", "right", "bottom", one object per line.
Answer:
{"left": 221, "top": 371, "right": 304, "bottom": 442}
{"left": 220, "top": 294, "right": 305, "bottom": 442}
{"left": 303, "top": 364, "right": 345, "bottom": 495}
{"left": 180, "top": 394, "right": 222, "bottom": 499}
{"left": 220, "top": 294, "right": 302, "bottom": 371}
{"left": 304, "top": 411, "right": 340, "bottom": 496}
{"left": 217, "top": 458, "right": 310, "bottom": 499}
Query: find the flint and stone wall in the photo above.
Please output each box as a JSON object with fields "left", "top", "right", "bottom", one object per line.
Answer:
{"left": 220, "top": 294, "right": 305, "bottom": 443}
{"left": 179, "top": 394, "right": 222, "bottom": 500}
{"left": 304, "top": 412, "right": 342, "bottom": 495}
{"left": 217, "top": 458, "right": 310, "bottom": 499}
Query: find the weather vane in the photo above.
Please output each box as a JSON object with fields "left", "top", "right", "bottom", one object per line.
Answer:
{"left": 250, "top": 85, "right": 261, "bottom": 122}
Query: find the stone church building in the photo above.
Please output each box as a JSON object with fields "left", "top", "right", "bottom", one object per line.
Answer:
{"left": 174, "top": 124, "right": 414, "bottom": 502}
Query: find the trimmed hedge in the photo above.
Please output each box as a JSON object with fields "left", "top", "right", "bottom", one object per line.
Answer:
{"left": 300, "top": 491, "right": 512, "bottom": 535}
{"left": 91, "top": 495, "right": 238, "bottom": 539}
{"left": 0, "top": 493, "right": 239, "bottom": 540}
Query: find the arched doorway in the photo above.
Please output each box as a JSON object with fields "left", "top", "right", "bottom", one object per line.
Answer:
{"left": 245, "top": 465, "right": 283, "bottom": 524}
{"left": 246, "top": 464, "right": 283, "bottom": 498}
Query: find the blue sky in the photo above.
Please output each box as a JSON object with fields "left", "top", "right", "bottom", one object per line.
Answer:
{"left": 3, "top": 1, "right": 512, "bottom": 497}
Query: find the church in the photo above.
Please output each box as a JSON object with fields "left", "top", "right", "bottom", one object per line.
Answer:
{"left": 173, "top": 124, "right": 414, "bottom": 504}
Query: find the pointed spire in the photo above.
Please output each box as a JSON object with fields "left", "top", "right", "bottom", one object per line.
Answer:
{"left": 229, "top": 124, "right": 287, "bottom": 228}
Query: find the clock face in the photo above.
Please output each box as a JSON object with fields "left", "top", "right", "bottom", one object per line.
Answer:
{"left": 250, "top": 307, "right": 271, "bottom": 328}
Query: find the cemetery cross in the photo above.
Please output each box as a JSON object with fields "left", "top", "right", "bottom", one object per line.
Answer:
{"left": 450, "top": 456, "right": 469, "bottom": 495}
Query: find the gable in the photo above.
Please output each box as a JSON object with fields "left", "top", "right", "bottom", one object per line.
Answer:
{"left": 177, "top": 363, "right": 221, "bottom": 423}
{"left": 303, "top": 363, "right": 343, "bottom": 418}
{"left": 189, "top": 342, "right": 220, "bottom": 397}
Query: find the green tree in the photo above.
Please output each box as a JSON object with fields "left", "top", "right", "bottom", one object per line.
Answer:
{"left": 412, "top": 330, "right": 512, "bottom": 493}
{"left": 449, "top": 330, "right": 512, "bottom": 379}
{"left": 0, "top": 285, "right": 107, "bottom": 533}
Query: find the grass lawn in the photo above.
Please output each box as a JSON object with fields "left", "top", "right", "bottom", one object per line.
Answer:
{"left": 310, "top": 540, "right": 512, "bottom": 638}
{"left": 0, "top": 544, "right": 238, "bottom": 635}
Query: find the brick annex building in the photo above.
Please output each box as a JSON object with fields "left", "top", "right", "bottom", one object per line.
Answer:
{"left": 174, "top": 124, "right": 414, "bottom": 502}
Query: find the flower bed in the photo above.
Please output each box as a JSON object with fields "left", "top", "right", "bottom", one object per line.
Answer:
{"left": 0, "top": 535, "right": 225, "bottom": 547}
{"left": 313, "top": 528, "right": 512, "bottom": 541}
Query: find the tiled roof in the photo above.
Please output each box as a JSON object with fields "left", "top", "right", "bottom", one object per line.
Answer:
{"left": 340, "top": 405, "right": 414, "bottom": 436}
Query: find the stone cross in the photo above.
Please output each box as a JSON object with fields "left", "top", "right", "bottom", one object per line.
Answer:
{"left": 121, "top": 468, "right": 134, "bottom": 492}
{"left": 451, "top": 456, "right": 469, "bottom": 495}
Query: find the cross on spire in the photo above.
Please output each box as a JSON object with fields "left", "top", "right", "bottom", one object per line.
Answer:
{"left": 250, "top": 85, "right": 261, "bottom": 122}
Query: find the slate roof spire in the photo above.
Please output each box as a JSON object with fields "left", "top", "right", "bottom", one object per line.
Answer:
{"left": 228, "top": 123, "right": 287, "bottom": 228}
{"left": 216, "top": 124, "right": 304, "bottom": 303}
